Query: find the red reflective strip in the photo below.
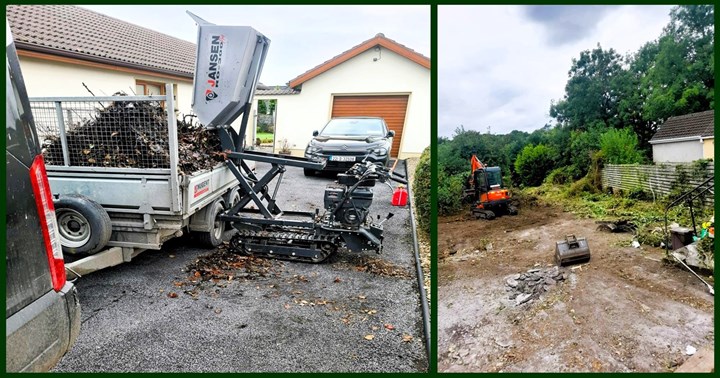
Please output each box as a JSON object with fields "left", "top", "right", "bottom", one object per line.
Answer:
{"left": 29, "top": 155, "right": 66, "bottom": 292}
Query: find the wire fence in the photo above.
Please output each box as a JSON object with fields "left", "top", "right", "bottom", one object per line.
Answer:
{"left": 30, "top": 96, "right": 172, "bottom": 169}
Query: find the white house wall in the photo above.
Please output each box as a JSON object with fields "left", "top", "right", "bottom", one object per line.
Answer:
{"left": 255, "top": 47, "right": 430, "bottom": 158}
{"left": 652, "top": 140, "right": 704, "bottom": 163}
{"left": 20, "top": 56, "right": 256, "bottom": 148}
{"left": 18, "top": 56, "right": 194, "bottom": 115}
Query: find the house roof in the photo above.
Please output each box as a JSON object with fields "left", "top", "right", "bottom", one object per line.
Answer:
{"left": 650, "top": 110, "right": 715, "bottom": 142}
{"left": 287, "top": 33, "right": 430, "bottom": 89}
{"left": 256, "top": 86, "right": 300, "bottom": 96}
{"left": 6, "top": 5, "right": 196, "bottom": 78}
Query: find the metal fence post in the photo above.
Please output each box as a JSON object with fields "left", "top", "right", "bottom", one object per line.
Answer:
{"left": 165, "top": 84, "right": 181, "bottom": 213}
{"left": 54, "top": 101, "right": 71, "bottom": 166}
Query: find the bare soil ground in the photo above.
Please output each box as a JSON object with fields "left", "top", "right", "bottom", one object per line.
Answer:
{"left": 438, "top": 200, "right": 714, "bottom": 372}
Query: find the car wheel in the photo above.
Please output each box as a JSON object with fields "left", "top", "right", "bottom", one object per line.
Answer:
{"left": 55, "top": 194, "right": 112, "bottom": 255}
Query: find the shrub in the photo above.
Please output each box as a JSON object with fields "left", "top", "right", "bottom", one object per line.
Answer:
{"left": 545, "top": 166, "right": 579, "bottom": 185}
{"left": 566, "top": 176, "right": 600, "bottom": 197}
{"left": 437, "top": 172, "right": 466, "bottom": 216}
{"left": 413, "top": 147, "right": 431, "bottom": 237}
{"left": 599, "top": 128, "right": 644, "bottom": 164}
{"left": 514, "top": 144, "right": 557, "bottom": 187}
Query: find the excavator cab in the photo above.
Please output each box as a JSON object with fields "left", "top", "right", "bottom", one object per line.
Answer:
{"left": 467, "top": 155, "right": 517, "bottom": 220}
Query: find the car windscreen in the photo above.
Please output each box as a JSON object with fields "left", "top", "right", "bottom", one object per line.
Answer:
{"left": 320, "top": 118, "right": 385, "bottom": 137}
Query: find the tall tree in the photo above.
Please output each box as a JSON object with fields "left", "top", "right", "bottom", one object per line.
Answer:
{"left": 613, "top": 41, "right": 661, "bottom": 156}
{"left": 550, "top": 44, "right": 624, "bottom": 131}
{"left": 643, "top": 5, "right": 714, "bottom": 121}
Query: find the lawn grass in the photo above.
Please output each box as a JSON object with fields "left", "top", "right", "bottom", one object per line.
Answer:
{"left": 256, "top": 132, "right": 274, "bottom": 144}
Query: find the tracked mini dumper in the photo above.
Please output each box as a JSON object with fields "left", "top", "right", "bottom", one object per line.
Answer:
{"left": 188, "top": 13, "right": 406, "bottom": 263}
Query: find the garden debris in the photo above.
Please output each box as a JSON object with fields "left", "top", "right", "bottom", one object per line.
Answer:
{"left": 596, "top": 220, "right": 636, "bottom": 233}
{"left": 182, "top": 244, "right": 277, "bottom": 288}
{"left": 42, "top": 95, "right": 225, "bottom": 173}
{"left": 505, "top": 266, "right": 566, "bottom": 306}
{"left": 356, "top": 257, "right": 413, "bottom": 279}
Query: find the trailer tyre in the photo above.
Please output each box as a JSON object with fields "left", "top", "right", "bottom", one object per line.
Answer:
{"left": 222, "top": 187, "right": 241, "bottom": 241}
{"left": 198, "top": 198, "right": 225, "bottom": 247}
{"left": 55, "top": 194, "right": 112, "bottom": 255}
{"left": 304, "top": 168, "right": 316, "bottom": 176}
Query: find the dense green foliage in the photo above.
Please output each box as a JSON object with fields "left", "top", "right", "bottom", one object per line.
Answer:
{"left": 437, "top": 5, "right": 714, "bottom": 216}
{"left": 413, "top": 147, "right": 431, "bottom": 236}
{"left": 598, "top": 128, "right": 645, "bottom": 164}
{"left": 514, "top": 144, "right": 557, "bottom": 187}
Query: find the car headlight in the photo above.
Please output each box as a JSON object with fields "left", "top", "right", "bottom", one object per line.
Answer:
{"left": 370, "top": 147, "right": 388, "bottom": 155}
{"left": 306, "top": 145, "right": 322, "bottom": 154}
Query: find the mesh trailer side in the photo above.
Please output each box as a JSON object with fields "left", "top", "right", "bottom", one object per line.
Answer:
{"left": 30, "top": 96, "right": 173, "bottom": 169}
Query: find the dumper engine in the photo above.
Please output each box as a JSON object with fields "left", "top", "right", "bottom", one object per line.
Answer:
{"left": 323, "top": 164, "right": 383, "bottom": 228}
{"left": 324, "top": 182, "right": 373, "bottom": 228}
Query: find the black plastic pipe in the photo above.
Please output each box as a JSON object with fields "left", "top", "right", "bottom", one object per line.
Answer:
{"left": 403, "top": 159, "right": 431, "bottom": 362}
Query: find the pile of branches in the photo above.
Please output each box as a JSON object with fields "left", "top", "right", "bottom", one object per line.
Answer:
{"left": 42, "top": 95, "right": 226, "bottom": 173}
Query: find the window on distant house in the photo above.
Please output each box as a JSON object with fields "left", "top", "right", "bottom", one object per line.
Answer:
{"left": 136, "top": 80, "right": 165, "bottom": 96}
{"left": 135, "top": 80, "right": 179, "bottom": 106}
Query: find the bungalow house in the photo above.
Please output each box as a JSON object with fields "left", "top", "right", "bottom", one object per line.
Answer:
{"left": 6, "top": 5, "right": 196, "bottom": 114}
{"left": 649, "top": 110, "right": 714, "bottom": 163}
{"left": 254, "top": 34, "right": 430, "bottom": 158}
{"left": 8, "top": 5, "right": 430, "bottom": 159}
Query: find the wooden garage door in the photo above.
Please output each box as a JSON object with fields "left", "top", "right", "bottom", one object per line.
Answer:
{"left": 331, "top": 95, "right": 409, "bottom": 157}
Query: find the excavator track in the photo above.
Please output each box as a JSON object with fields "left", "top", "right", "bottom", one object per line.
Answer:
{"left": 229, "top": 228, "right": 340, "bottom": 263}
{"left": 472, "top": 209, "right": 496, "bottom": 220}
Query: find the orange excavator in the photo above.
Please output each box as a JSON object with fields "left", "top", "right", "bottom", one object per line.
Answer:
{"left": 463, "top": 155, "right": 517, "bottom": 220}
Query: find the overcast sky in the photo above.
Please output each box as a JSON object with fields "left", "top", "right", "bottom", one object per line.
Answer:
{"left": 82, "top": 5, "right": 430, "bottom": 86}
{"left": 438, "top": 5, "right": 674, "bottom": 137}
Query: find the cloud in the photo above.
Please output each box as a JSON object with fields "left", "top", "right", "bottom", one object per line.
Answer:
{"left": 438, "top": 5, "right": 672, "bottom": 137}
{"left": 523, "top": 5, "right": 616, "bottom": 46}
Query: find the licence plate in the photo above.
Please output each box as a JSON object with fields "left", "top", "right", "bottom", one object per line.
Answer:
{"left": 330, "top": 156, "right": 356, "bottom": 162}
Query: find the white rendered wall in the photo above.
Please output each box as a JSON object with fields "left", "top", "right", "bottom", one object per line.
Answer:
{"left": 255, "top": 47, "right": 430, "bottom": 158}
{"left": 19, "top": 56, "right": 194, "bottom": 116}
{"left": 652, "top": 140, "right": 704, "bottom": 163}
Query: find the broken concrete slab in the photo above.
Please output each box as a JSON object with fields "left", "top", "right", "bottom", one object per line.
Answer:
{"left": 675, "top": 346, "right": 714, "bottom": 372}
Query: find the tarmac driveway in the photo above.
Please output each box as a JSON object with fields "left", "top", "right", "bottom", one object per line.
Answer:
{"left": 53, "top": 162, "right": 427, "bottom": 372}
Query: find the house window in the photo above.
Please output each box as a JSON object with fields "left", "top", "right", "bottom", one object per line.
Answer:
{"left": 136, "top": 80, "right": 165, "bottom": 96}
{"left": 135, "top": 80, "right": 179, "bottom": 105}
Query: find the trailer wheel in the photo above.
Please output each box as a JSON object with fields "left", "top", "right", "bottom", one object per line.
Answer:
{"left": 55, "top": 194, "right": 112, "bottom": 255}
{"left": 304, "top": 168, "right": 316, "bottom": 176}
{"left": 222, "top": 187, "right": 241, "bottom": 241}
{"left": 198, "top": 198, "right": 225, "bottom": 247}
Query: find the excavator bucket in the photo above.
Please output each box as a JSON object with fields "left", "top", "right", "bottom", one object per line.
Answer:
{"left": 555, "top": 235, "right": 591, "bottom": 266}
{"left": 188, "top": 12, "right": 270, "bottom": 130}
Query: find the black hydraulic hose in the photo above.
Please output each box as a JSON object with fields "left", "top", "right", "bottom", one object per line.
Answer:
{"left": 403, "top": 159, "right": 431, "bottom": 362}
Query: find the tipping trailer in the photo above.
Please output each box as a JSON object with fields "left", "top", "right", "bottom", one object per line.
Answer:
{"left": 31, "top": 86, "right": 245, "bottom": 278}
{"left": 29, "top": 13, "right": 271, "bottom": 277}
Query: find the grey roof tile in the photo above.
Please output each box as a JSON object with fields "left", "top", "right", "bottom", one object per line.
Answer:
{"left": 651, "top": 110, "right": 714, "bottom": 141}
{"left": 7, "top": 5, "right": 196, "bottom": 78}
{"left": 256, "top": 86, "right": 300, "bottom": 95}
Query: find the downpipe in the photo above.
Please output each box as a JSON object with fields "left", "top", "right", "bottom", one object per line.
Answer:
{"left": 403, "top": 159, "right": 431, "bottom": 362}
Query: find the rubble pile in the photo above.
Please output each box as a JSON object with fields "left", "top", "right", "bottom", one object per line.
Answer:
{"left": 505, "top": 266, "right": 566, "bottom": 306}
{"left": 42, "top": 96, "right": 224, "bottom": 173}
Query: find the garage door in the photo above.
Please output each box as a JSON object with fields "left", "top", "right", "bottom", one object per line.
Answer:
{"left": 331, "top": 95, "right": 409, "bottom": 157}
